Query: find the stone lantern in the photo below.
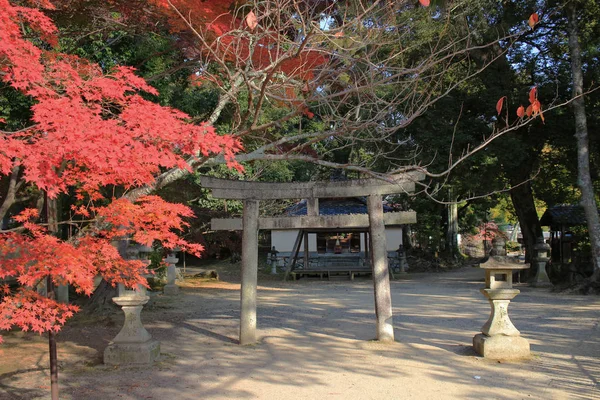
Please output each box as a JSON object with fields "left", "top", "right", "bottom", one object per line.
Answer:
{"left": 104, "top": 245, "right": 160, "bottom": 365}
{"left": 397, "top": 244, "right": 408, "bottom": 274}
{"left": 531, "top": 237, "right": 552, "bottom": 288}
{"left": 270, "top": 246, "right": 279, "bottom": 275}
{"left": 163, "top": 253, "right": 180, "bottom": 295}
{"left": 473, "top": 256, "right": 530, "bottom": 360}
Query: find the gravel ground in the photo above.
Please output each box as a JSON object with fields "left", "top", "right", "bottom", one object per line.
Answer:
{"left": 1, "top": 266, "right": 599, "bottom": 400}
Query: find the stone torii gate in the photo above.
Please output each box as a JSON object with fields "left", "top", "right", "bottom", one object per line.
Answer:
{"left": 201, "top": 173, "right": 423, "bottom": 345}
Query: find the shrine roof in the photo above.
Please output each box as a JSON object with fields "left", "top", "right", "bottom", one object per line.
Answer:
{"left": 285, "top": 198, "right": 395, "bottom": 216}
{"left": 540, "top": 205, "right": 599, "bottom": 227}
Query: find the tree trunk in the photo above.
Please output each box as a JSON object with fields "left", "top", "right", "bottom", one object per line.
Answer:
{"left": 402, "top": 225, "right": 414, "bottom": 250}
{"left": 445, "top": 189, "right": 460, "bottom": 258}
{"left": 0, "top": 166, "right": 20, "bottom": 223}
{"left": 45, "top": 195, "right": 59, "bottom": 400}
{"left": 84, "top": 280, "right": 118, "bottom": 313}
{"left": 510, "top": 180, "right": 542, "bottom": 265}
{"left": 566, "top": 3, "right": 600, "bottom": 280}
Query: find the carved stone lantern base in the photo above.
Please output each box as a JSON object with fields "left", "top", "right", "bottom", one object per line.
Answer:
{"left": 163, "top": 284, "right": 180, "bottom": 295}
{"left": 473, "top": 334, "right": 530, "bottom": 359}
{"left": 104, "top": 339, "right": 160, "bottom": 365}
{"left": 104, "top": 296, "right": 160, "bottom": 365}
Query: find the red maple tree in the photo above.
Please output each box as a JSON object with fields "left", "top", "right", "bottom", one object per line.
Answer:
{"left": 0, "top": 0, "right": 242, "bottom": 343}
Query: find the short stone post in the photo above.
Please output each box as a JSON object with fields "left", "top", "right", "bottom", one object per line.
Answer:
{"left": 397, "top": 245, "right": 408, "bottom": 275}
{"left": 163, "top": 253, "right": 180, "bottom": 295}
{"left": 270, "top": 246, "right": 279, "bottom": 275}
{"left": 531, "top": 237, "right": 552, "bottom": 288}
{"left": 473, "top": 257, "right": 530, "bottom": 360}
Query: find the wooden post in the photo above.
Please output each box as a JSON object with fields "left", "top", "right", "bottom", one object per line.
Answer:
{"left": 367, "top": 194, "right": 394, "bottom": 342}
{"left": 303, "top": 231, "right": 309, "bottom": 269}
{"left": 240, "top": 199, "right": 259, "bottom": 345}
{"left": 284, "top": 229, "right": 304, "bottom": 281}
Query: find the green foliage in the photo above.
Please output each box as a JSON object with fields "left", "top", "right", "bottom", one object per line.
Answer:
{"left": 506, "top": 241, "right": 522, "bottom": 253}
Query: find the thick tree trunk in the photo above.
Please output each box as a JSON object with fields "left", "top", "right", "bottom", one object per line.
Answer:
{"left": 445, "top": 189, "right": 460, "bottom": 258}
{"left": 567, "top": 3, "right": 600, "bottom": 280}
{"left": 85, "top": 280, "right": 118, "bottom": 312}
{"left": 402, "top": 225, "right": 414, "bottom": 250}
{"left": 510, "top": 180, "right": 543, "bottom": 265}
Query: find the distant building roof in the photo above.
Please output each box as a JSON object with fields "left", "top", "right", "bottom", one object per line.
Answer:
{"left": 285, "top": 197, "right": 394, "bottom": 216}
{"left": 540, "top": 205, "right": 599, "bottom": 228}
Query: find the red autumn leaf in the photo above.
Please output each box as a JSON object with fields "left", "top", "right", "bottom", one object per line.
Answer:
{"left": 419, "top": 0, "right": 430, "bottom": 6}
{"left": 528, "top": 13, "right": 539, "bottom": 29}
{"left": 303, "top": 108, "right": 315, "bottom": 119}
{"left": 496, "top": 96, "right": 505, "bottom": 115}
{"left": 526, "top": 105, "right": 533, "bottom": 117}
{"left": 246, "top": 10, "right": 258, "bottom": 30}
{"left": 529, "top": 87, "right": 537, "bottom": 104}
{"left": 531, "top": 100, "right": 541, "bottom": 113}
{"left": 516, "top": 105, "right": 525, "bottom": 118}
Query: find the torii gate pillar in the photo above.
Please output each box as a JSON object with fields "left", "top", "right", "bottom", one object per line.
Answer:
{"left": 240, "top": 199, "right": 259, "bottom": 345}
{"left": 368, "top": 194, "right": 394, "bottom": 341}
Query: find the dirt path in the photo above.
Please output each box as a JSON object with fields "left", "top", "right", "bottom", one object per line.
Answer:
{"left": 1, "top": 267, "right": 599, "bottom": 399}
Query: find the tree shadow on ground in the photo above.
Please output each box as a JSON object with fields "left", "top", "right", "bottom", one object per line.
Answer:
{"left": 2, "top": 268, "right": 599, "bottom": 399}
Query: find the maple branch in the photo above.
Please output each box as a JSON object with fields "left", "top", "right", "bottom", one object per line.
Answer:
{"left": 420, "top": 88, "right": 600, "bottom": 179}
{"left": 0, "top": 124, "right": 39, "bottom": 135}
{"left": 0, "top": 166, "right": 21, "bottom": 222}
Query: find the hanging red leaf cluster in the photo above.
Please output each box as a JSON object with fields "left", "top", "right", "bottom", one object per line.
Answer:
{"left": 0, "top": 0, "right": 242, "bottom": 342}
{"left": 495, "top": 86, "right": 544, "bottom": 125}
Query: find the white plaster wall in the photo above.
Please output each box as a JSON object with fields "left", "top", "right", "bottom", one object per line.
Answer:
{"left": 308, "top": 233, "right": 317, "bottom": 251}
{"left": 271, "top": 230, "right": 317, "bottom": 252}
{"left": 385, "top": 227, "right": 403, "bottom": 251}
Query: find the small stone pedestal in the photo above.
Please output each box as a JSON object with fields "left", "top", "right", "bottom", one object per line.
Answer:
{"left": 163, "top": 254, "right": 180, "bottom": 295}
{"left": 104, "top": 294, "right": 160, "bottom": 365}
{"left": 473, "top": 257, "right": 530, "bottom": 360}
{"left": 531, "top": 238, "right": 552, "bottom": 288}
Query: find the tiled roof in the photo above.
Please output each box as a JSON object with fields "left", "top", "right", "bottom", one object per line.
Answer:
{"left": 285, "top": 197, "right": 394, "bottom": 216}
{"left": 540, "top": 205, "right": 599, "bottom": 227}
